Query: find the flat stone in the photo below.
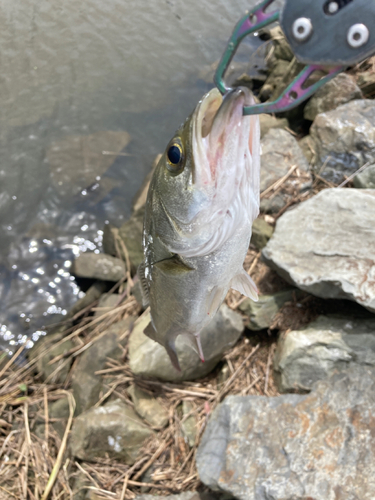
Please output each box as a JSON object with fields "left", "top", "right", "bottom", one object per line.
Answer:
{"left": 128, "top": 384, "right": 168, "bottom": 429}
{"left": 181, "top": 400, "right": 198, "bottom": 448}
{"left": 259, "top": 115, "right": 289, "bottom": 138}
{"left": 260, "top": 128, "right": 309, "bottom": 192}
{"left": 72, "top": 318, "right": 133, "bottom": 415}
{"left": 239, "top": 289, "right": 297, "bottom": 331}
{"left": 309, "top": 99, "right": 375, "bottom": 183}
{"left": 250, "top": 218, "right": 274, "bottom": 250}
{"left": 94, "top": 293, "right": 119, "bottom": 317}
{"left": 118, "top": 206, "right": 145, "bottom": 271}
{"left": 304, "top": 73, "right": 362, "bottom": 122}
{"left": 262, "top": 189, "right": 375, "bottom": 313}
{"left": 298, "top": 135, "right": 315, "bottom": 164}
{"left": 274, "top": 314, "right": 375, "bottom": 392}
{"left": 129, "top": 304, "right": 244, "bottom": 382}
{"left": 72, "top": 252, "right": 126, "bottom": 282}
{"left": 354, "top": 164, "right": 375, "bottom": 189}
{"left": 70, "top": 399, "right": 154, "bottom": 464}
{"left": 28, "top": 331, "right": 74, "bottom": 384}
{"left": 46, "top": 131, "right": 130, "bottom": 198}
{"left": 67, "top": 281, "right": 107, "bottom": 319}
{"left": 197, "top": 365, "right": 375, "bottom": 499}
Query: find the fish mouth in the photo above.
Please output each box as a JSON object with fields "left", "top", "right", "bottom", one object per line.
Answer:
{"left": 192, "top": 86, "right": 255, "bottom": 187}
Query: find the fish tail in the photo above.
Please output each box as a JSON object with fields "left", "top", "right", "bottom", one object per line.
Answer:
{"left": 166, "top": 340, "right": 181, "bottom": 372}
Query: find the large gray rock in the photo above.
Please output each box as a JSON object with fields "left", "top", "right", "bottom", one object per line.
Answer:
{"left": 260, "top": 128, "right": 309, "bottom": 192}
{"left": 72, "top": 252, "right": 126, "bottom": 282}
{"left": 28, "top": 330, "right": 74, "bottom": 384}
{"left": 274, "top": 315, "right": 375, "bottom": 392}
{"left": 129, "top": 304, "right": 244, "bottom": 382}
{"left": 354, "top": 164, "right": 375, "bottom": 189}
{"left": 118, "top": 206, "right": 145, "bottom": 271}
{"left": 70, "top": 399, "right": 154, "bottom": 464}
{"left": 239, "top": 289, "right": 298, "bottom": 331}
{"left": 304, "top": 73, "right": 362, "bottom": 122}
{"left": 259, "top": 115, "right": 289, "bottom": 138}
{"left": 309, "top": 99, "right": 375, "bottom": 183}
{"left": 197, "top": 365, "right": 375, "bottom": 500}
{"left": 262, "top": 189, "right": 375, "bottom": 313}
{"left": 127, "top": 384, "right": 169, "bottom": 429}
{"left": 72, "top": 318, "right": 133, "bottom": 414}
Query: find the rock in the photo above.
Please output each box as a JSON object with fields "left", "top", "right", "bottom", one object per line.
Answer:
{"left": 304, "top": 73, "right": 362, "bottom": 122}
{"left": 356, "top": 71, "right": 375, "bottom": 98}
{"left": 28, "top": 331, "right": 74, "bottom": 384}
{"left": 118, "top": 206, "right": 145, "bottom": 271}
{"left": 250, "top": 218, "right": 274, "bottom": 250}
{"left": 70, "top": 399, "right": 154, "bottom": 464}
{"left": 262, "top": 189, "right": 375, "bottom": 313}
{"left": 102, "top": 223, "right": 117, "bottom": 256}
{"left": 259, "top": 59, "right": 291, "bottom": 102}
{"left": 181, "top": 401, "right": 197, "bottom": 447}
{"left": 259, "top": 194, "right": 286, "bottom": 214}
{"left": 128, "top": 384, "right": 168, "bottom": 429}
{"left": 239, "top": 289, "right": 298, "bottom": 331}
{"left": 260, "top": 128, "right": 309, "bottom": 192}
{"left": 268, "top": 26, "right": 294, "bottom": 62}
{"left": 354, "top": 163, "right": 375, "bottom": 188}
{"left": 94, "top": 293, "right": 119, "bottom": 317}
{"left": 197, "top": 365, "right": 375, "bottom": 499}
{"left": 72, "top": 253, "right": 126, "bottom": 282}
{"left": 298, "top": 135, "right": 315, "bottom": 164}
{"left": 309, "top": 99, "right": 375, "bottom": 183}
{"left": 67, "top": 281, "right": 107, "bottom": 319}
{"left": 274, "top": 315, "right": 375, "bottom": 393}
{"left": 46, "top": 131, "right": 130, "bottom": 198}
{"left": 259, "top": 115, "right": 289, "bottom": 138}
{"left": 134, "top": 493, "right": 232, "bottom": 500}
{"left": 72, "top": 318, "right": 133, "bottom": 415}
{"left": 129, "top": 304, "right": 244, "bottom": 382}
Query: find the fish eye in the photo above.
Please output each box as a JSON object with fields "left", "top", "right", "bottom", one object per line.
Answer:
{"left": 166, "top": 140, "right": 184, "bottom": 173}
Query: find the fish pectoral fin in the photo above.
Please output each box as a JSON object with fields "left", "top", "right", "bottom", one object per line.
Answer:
{"left": 206, "top": 285, "right": 224, "bottom": 317}
{"left": 166, "top": 339, "right": 181, "bottom": 372}
{"left": 153, "top": 255, "right": 194, "bottom": 276}
{"left": 144, "top": 321, "right": 158, "bottom": 342}
{"left": 138, "top": 262, "right": 150, "bottom": 307}
{"left": 231, "top": 270, "right": 258, "bottom": 301}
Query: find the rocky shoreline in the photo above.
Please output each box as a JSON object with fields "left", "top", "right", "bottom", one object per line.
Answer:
{"left": 1, "top": 28, "right": 375, "bottom": 500}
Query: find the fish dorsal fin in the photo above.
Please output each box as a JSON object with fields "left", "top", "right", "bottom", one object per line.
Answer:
{"left": 137, "top": 262, "right": 150, "bottom": 307}
{"left": 231, "top": 269, "right": 258, "bottom": 301}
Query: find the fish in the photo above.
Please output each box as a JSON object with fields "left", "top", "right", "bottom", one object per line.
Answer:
{"left": 138, "top": 86, "right": 260, "bottom": 371}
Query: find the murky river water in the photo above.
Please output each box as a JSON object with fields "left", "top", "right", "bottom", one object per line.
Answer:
{"left": 0, "top": 0, "right": 283, "bottom": 353}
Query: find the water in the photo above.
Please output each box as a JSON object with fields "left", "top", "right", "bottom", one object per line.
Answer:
{"left": 0, "top": 0, "right": 283, "bottom": 353}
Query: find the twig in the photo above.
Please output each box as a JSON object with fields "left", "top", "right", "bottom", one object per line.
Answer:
{"left": 336, "top": 161, "right": 371, "bottom": 188}
{"left": 44, "top": 387, "right": 49, "bottom": 452}
{"left": 41, "top": 392, "right": 76, "bottom": 500}
{"left": 260, "top": 164, "right": 298, "bottom": 199}
{"left": 133, "top": 439, "right": 172, "bottom": 481}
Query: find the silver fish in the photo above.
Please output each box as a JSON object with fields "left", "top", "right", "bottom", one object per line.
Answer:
{"left": 138, "top": 87, "right": 260, "bottom": 370}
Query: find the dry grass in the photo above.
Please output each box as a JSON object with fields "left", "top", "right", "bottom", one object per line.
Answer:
{"left": 0, "top": 245, "right": 283, "bottom": 499}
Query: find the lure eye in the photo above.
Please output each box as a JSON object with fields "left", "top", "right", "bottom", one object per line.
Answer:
{"left": 166, "top": 141, "right": 184, "bottom": 173}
